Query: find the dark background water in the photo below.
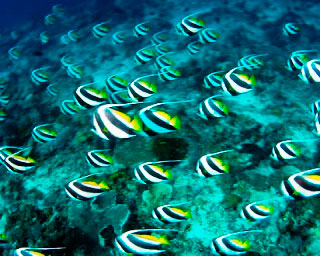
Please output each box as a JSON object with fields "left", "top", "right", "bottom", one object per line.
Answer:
{"left": 0, "top": 0, "right": 97, "bottom": 31}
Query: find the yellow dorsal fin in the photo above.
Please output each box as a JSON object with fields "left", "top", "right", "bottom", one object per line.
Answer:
{"left": 155, "top": 110, "right": 171, "bottom": 121}
{"left": 29, "top": 251, "right": 45, "bottom": 256}
{"left": 230, "top": 239, "right": 250, "bottom": 250}
{"left": 112, "top": 109, "right": 132, "bottom": 123}
{"left": 131, "top": 115, "right": 143, "bottom": 132}
{"left": 258, "top": 205, "right": 274, "bottom": 213}
{"left": 170, "top": 116, "right": 181, "bottom": 130}
{"left": 170, "top": 207, "right": 192, "bottom": 218}
{"left": 305, "top": 175, "right": 320, "bottom": 182}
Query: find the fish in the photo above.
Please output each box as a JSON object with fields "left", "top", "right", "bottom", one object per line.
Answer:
{"left": 0, "top": 91, "right": 10, "bottom": 106}
{"left": 270, "top": 140, "right": 301, "bottom": 161}
{"left": 60, "top": 34, "right": 72, "bottom": 45}
{"left": 151, "top": 31, "right": 169, "bottom": 45}
{"left": 8, "top": 47, "right": 21, "bottom": 61}
{"left": 177, "top": 13, "right": 205, "bottom": 36}
{"left": 112, "top": 31, "right": 129, "bottom": 45}
{"left": 299, "top": 59, "right": 320, "bottom": 84}
{"left": 0, "top": 146, "right": 23, "bottom": 163}
{"left": 0, "top": 109, "right": 6, "bottom": 122}
{"left": 0, "top": 79, "right": 8, "bottom": 90}
{"left": 60, "top": 55, "right": 73, "bottom": 68}
{"left": 155, "top": 53, "right": 175, "bottom": 70}
{"left": 134, "top": 160, "right": 181, "bottom": 184}
{"left": 203, "top": 71, "right": 224, "bottom": 89}
{"left": 283, "top": 23, "right": 300, "bottom": 36}
{"left": 46, "top": 84, "right": 59, "bottom": 97}
{"left": 67, "top": 64, "right": 84, "bottom": 79}
{"left": 92, "top": 22, "right": 110, "bottom": 38}
{"left": 0, "top": 234, "right": 9, "bottom": 248}
{"left": 115, "top": 229, "right": 177, "bottom": 255}
{"left": 221, "top": 66, "right": 257, "bottom": 96}
{"left": 3, "top": 148, "right": 37, "bottom": 174}
{"left": 187, "top": 41, "right": 203, "bottom": 55}
{"left": 30, "top": 67, "right": 50, "bottom": 86}
{"left": 138, "top": 102, "right": 182, "bottom": 135}
{"left": 14, "top": 247, "right": 65, "bottom": 256}
{"left": 135, "top": 45, "right": 157, "bottom": 65}
{"left": 155, "top": 44, "right": 172, "bottom": 55}
{"left": 196, "top": 150, "right": 233, "bottom": 178}
{"left": 74, "top": 83, "right": 108, "bottom": 109}
{"left": 86, "top": 149, "right": 113, "bottom": 168}
{"left": 314, "top": 112, "right": 320, "bottom": 136}
{"left": 105, "top": 75, "right": 128, "bottom": 93}
{"left": 237, "top": 54, "right": 266, "bottom": 71}
{"left": 32, "top": 124, "right": 57, "bottom": 143}
{"left": 198, "top": 28, "right": 219, "bottom": 44}
{"left": 311, "top": 100, "right": 320, "bottom": 115}
{"left": 240, "top": 200, "right": 274, "bottom": 222}
{"left": 281, "top": 168, "right": 320, "bottom": 199}
{"left": 197, "top": 95, "right": 229, "bottom": 120}
{"left": 158, "top": 67, "right": 181, "bottom": 81}
{"left": 286, "top": 50, "right": 315, "bottom": 72}
{"left": 65, "top": 174, "right": 110, "bottom": 201}
{"left": 52, "top": 4, "right": 64, "bottom": 15}
{"left": 152, "top": 202, "right": 192, "bottom": 224}
{"left": 133, "top": 22, "right": 151, "bottom": 37}
{"left": 44, "top": 14, "right": 57, "bottom": 25}
{"left": 128, "top": 74, "right": 158, "bottom": 102}
{"left": 211, "top": 230, "right": 262, "bottom": 256}
{"left": 60, "top": 100, "right": 81, "bottom": 115}
{"left": 67, "top": 30, "right": 81, "bottom": 42}
{"left": 40, "top": 31, "right": 49, "bottom": 44}
{"left": 109, "top": 90, "right": 133, "bottom": 105}
{"left": 92, "top": 104, "right": 142, "bottom": 140}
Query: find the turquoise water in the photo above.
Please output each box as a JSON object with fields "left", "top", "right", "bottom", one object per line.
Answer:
{"left": 1, "top": 0, "right": 320, "bottom": 255}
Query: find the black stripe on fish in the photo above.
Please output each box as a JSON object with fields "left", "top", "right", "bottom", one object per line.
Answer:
{"left": 198, "top": 159, "right": 212, "bottom": 178}
{"left": 127, "top": 234, "right": 163, "bottom": 250}
{"left": 162, "top": 207, "right": 187, "bottom": 220}
{"left": 143, "top": 110, "right": 176, "bottom": 132}
{"left": 222, "top": 237, "right": 246, "bottom": 252}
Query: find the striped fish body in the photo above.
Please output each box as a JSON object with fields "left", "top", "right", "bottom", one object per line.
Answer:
{"left": 155, "top": 56, "right": 175, "bottom": 70}
{"left": 86, "top": 151, "right": 113, "bottom": 168}
{"left": 315, "top": 113, "right": 320, "bottom": 136}
{"left": 112, "top": 32, "right": 127, "bottom": 45}
{"left": 67, "top": 64, "right": 84, "bottom": 79}
{"left": 139, "top": 107, "right": 180, "bottom": 134}
{"left": 283, "top": 23, "right": 300, "bottom": 36}
{"left": 8, "top": 47, "right": 21, "bottom": 61}
{"left": 180, "top": 17, "right": 205, "bottom": 36}
{"left": 92, "top": 23, "right": 109, "bottom": 38}
{"left": 151, "top": 32, "right": 169, "bottom": 45}
{"left": 0, "top": 110, "right": 6, "bottom": 121}
{"left": 237, "top": 55, "right": 263, "bottom": 71}
{"left": 60, "top": 34, "right": 72, "bottom": 45}
{"left": 74, "top": 86, "right": 108, "bottom": 109}
{"left": 109, "top": 91, "right": 132, "bottom": 105}
{"left": 134, "top": 164, "right": 172, "bottom": 184}
{"left": 240, "top": 203, "right": 273, "bottom": 222}
{"left": 187, "top": 41, "right": 203, "bottom": 55}
{"left": 0, "top": 146, "right": 22, "bottom": 163}
{"left": 311, "top": 100, "right": 320, "bottom": 115}
{"left": 159, "top": 67, "right": 181, "bottom": 81}
{"left": 4, "top": 155, "right": 36, "bottom": 174}
{"left": 115, "top": 230, "right": 169, "bottom": 255}
{"left": 135, "top": 49, "right": 156, "bottom": 65}
{"left": 198, "top": 29, "right": 219, "bottom": 44}
{"left": 105, "top": 75, "right": 128, "bottom": 93}
{"left": 286, "top": 54, "right": 307, "bottom": 72}
{"left": 270, "top": 142, "right": 300, "bottom": 161}
{"left": 46, "top": 84, "right": 59, "bottom": 97}
{"left": 155, "top": 44, "right": 171, "bottom": 55}
{"left": 196, "top": 155, "right": 229, "bottom": 178}
{"left": 299, "top": 60, "right": 320, "bottom": 84}
{"left": 198, "top": 98, "right": 228, "bottom": 120}
{"left": 15, "top": 248, "right": 62, "bottom": 256}
{"left": 203, "top": 72, "right": 223, "bottom": 88}
{"left": 93, "top": 106, "right": 140, "bottom": 140}
{"left": 40, "top": 32, "right": 49, "bottom": 44}
{"left": 68, "top": 30, "right": 81, "bottom": 42}
{"left": 281, "top": 172, "right": 320, "bottom": 199}
{"left": 221, "top": 71, "right": 256, "bottom": 96}
{"left": 211, "top": 236, "right": 250, "bottom": 256}
{"left": 31, "top": 70, "right": 49, "bottom": 86}
{"left": 65, "top": 180, "right": 108, "bottom": 201}
{"left": 133, "top": 23, "right": 150, "bottom": 37}
{"left": 60, "top": 100, "right": 80, "bottom": 115}
{"left": 0, "top": 92, "right": 9, "bottom": 105}
{"left": 128, "top": 80, "right": 157, "bottom": 102}
{"left": 60, "top": 55, "right": 73, "bottom": 68}
{"left": 152, "top": 205, "right": 190, "bottom": 223}
{"left": 32, "top": 125, "right": 57, "bottom": 143}
{"left": 45, "top": 14, "right": 57, "bottom": 25}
